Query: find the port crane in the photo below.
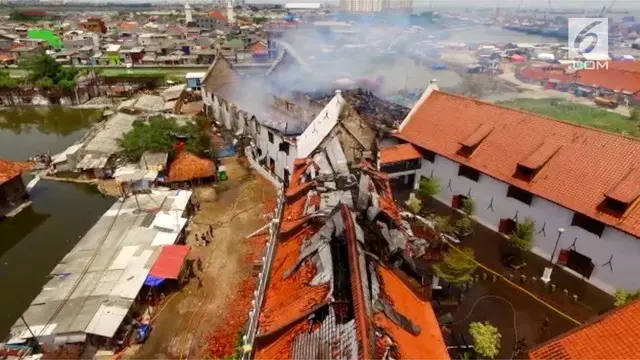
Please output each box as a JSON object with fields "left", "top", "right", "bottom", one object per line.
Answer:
{"left": 599, "top": 0, "right": 616, "bottom": 17}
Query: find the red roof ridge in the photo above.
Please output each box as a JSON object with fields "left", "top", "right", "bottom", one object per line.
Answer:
{"left": 429, "top": 90, "right": 640, "bottom": 142}
{"left": 529, "top": 300, "right": 640, "bottom": 359}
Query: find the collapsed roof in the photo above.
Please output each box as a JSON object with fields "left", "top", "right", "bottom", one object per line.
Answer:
{"left": 252, "top": 133, "right": 447, "bottom": 359}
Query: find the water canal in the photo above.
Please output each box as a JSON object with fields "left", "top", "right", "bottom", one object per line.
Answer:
{"left": 0, "top": 107, "right": 115, "bottom": 337}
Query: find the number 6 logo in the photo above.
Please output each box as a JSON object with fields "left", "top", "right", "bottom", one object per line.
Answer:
{"left": 568, "top": 18, "right": 608, "bottom": 59}
{"left": 574, "top": 20, "right": 602, "bottom": 55}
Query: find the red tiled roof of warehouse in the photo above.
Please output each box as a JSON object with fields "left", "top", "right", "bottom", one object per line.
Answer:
{"left": 374, "top": 265, "right": 450, "bottom": 360}
{"left": 606, "top": 60, "right": 640, "bottom": 73}
{"left": 380, "top": 143, "right": 422, "bottom": 164}
{"left": 209, "top": 10, "right": 227, "bottom": 22}
{"left": 395, "top": 90, "right": 640, "bottom": 237}
{"left": 576, "top": 67, "right": 640, "bottom": 93}
{"left": 528, "top": 300, "right": 640, "bottom": 359}
{"left": 519, "top": 65, "right": 574, "bottom": 83}
{"left": 254, "top": 160, "right": 330, "bottom": 359}
{"left": 0, "top": 158, "right": 32, "bottom": 185}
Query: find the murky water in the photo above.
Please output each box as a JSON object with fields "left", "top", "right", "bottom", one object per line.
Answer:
{"left": 0, "top": 107, "right": 115, "bottom": 337}
{"left": 448, "top": 26, "right": 564, "bottom": 45}
{"left": 363, "top": 57, "right": 462, "bottom": 94}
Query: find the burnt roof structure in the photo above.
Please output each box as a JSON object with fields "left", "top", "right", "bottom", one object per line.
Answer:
{"left": 249, "top": 131, "right": 447, "bottom": 359}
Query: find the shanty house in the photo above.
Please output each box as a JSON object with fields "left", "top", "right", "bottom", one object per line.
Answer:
{"left": 77, "top": 112, "right": 137, "bottom": 178}
{"left": 387, "top": 80, "right": 640, "bottom": 294}
{"left": 9, "top": 190, "right": 193, "bottom": 346}
{"left": 0, "top": 158, "right": 29, "bottom": 218}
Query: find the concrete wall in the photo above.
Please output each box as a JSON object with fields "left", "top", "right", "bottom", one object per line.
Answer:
{"left": 418, "top": 153, "right": 640, "bottom": 294}
{"left": 206, "top": 92, "right": 295, "bottom": 184}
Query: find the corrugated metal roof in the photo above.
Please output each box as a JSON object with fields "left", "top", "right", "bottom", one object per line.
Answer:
{"left": 11, "top": 190, "right": 192, "bottom": 344}
{"left": 84, "top": 112, "right": 136, "bottom": 155}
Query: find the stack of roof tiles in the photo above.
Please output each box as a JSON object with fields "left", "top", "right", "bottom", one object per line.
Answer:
{"left": 167, "top": 151, "right": 216, "bottom": 182}
{"left": 252, "top": 136, "right": 448, "bottom": 359}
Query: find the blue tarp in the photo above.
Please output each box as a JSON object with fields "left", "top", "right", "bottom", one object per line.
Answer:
{"left": 216, "top": 145, "right": 237, "bottom": 158}
{"left": 144, "top": 274, "right": 165, "bottom": 287}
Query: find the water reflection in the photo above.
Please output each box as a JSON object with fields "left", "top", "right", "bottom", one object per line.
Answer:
{"left": 0, "top": 107, "right": 100, "bottom": 161}
{"left": 0, "top": 107, "right": 100, "bottom": 136}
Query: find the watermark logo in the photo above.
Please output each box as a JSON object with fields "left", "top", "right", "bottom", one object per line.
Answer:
{"left": 568, "top": 18, "right": 609, "bottom": 70}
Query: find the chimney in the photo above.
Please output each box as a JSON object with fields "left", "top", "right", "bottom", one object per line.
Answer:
{"left": 335, "top": 89, "right": 342, "bottom": 95}
{"left": 429, "top": 79, "right": 439, "bottom": 91}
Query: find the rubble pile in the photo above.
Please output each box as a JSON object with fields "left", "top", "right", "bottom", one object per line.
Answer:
{"left": 313, "top": 88, "right": 410, "bottom": 129}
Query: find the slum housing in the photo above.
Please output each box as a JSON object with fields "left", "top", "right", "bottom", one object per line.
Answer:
{"left": 380, "top": 80, "right": 640, "bottom": 294}
{"left": 8, "top": 189, "right": 193, "bottom": 350}
{"left": 0, "top": 158, "right": 30, "bottom": 218}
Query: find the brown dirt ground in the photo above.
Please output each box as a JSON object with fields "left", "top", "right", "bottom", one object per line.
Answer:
{"left": 125, "top": 157, "right": 276, "bottom": 360}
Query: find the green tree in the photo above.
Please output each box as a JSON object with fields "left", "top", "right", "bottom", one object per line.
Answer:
{"left": 408, "top": 196, "right": 422, "bottom": 214}
{"left": 118, "top": 116, "right": 214, "bottom": 160}
{"left": 252, "top": 16, "right": 268, "bottom": 24}
{"left": 0, "top": 71, "right": 20, "bottom": 88}
{"left": 614, "top": 289, "right": 640, "bottom": 307}
{"left": 454, "top": 216, "right": 474, "bottom": 237}
{"left": 22, "top": 53, "right": 60, "bottom": 82}
{"left": 469, "top": 322, "right": 502, "bottom": 359}
{"left": 630, "top": 107, "right": 640, "bottom": 123}
{"left": 36, "top": 77, "right": 54, "bottom": 88}
{"left": 58, "top": 79, "right": 77, "bottom": 91}
{"left": 418, "top": 177, "right": 441, "bottom": 197}
{"left": 462, "top": 197, "right": 476, "bottom": 216}
{"left": 433, "top": 247, "right": 477, "bottom": 286}
{"left": 508, "top": 217, "right": 536, "bottom": 252}
{"left": 434, "top": 215, "right": 453, "bottom": 235}
{"left": 22, "top": 53, "right": 80, "bottom": 88}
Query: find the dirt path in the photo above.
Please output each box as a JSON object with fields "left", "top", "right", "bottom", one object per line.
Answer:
{"left": 128, "top": 157, "right": 276, "bottom": 360}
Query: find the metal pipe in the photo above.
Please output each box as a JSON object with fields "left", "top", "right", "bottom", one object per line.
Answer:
{"left": 550, "top": 227, "right": 565, "bottom": 263}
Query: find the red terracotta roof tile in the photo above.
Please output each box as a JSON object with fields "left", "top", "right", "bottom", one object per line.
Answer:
{"left": 209, "top": 10, "right": 227, "bottom": 22}
{"left": 167, "top": 151, "right": 216, "bottom": 182}
{"left": 606, "top": 61, "right": 640, "bottom": 73}
{"left": 380, "top": 143, "right": 422, "bottom": 164}
{"left": 529, "top": 300, "right": 640, "bottom": 359}
{"left": 396, "top": 90, "right": 640, "bottom": 237}
{"left": 0, "top": 158, "right": 32, "bottom": 185}
{"left": 518, "top": 141, "right": 562, "bottom": 170}
{"left": 374, "top": 265, "right": 449, "bottom": 360}
{"left": 519, "top": 65, "right": 574, "bottom": 83}
{"left": 460, "top": 123, "right": 494, "bottom": 148}
{"left": 605, "top": 168, "right": 640, "bottom": 204}
{"left": 577, "top": 68, "right": 640, "bottom": 93}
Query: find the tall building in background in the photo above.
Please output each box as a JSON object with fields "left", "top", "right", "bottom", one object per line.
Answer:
{"left": 383, "top": 0, "right": 413, "bottom": 13}
{"left": 340, "top": 0, "right": 383, "bottom": 12}
{"left": 340, "top": 0, "right": 412, "bottom": 13}
{"left": 184, "top": 3, "right": 193, "bottom": 24}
